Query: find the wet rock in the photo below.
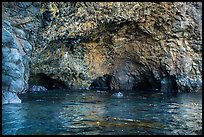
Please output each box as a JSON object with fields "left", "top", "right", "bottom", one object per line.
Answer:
{"left": 2, "top": 27, "right": 13, "bottom": 43}
{"left": 2, "top": 48, "right": 22, "bottom": 63}
{"left": 2, "top": 90, "right": 22, "bottom": 105}
{"left": 28, "top": 85, "right": 48, "bottom": 92}
{"left": 2, "top": 18, "right": 32, "bottom": 104}
{"left": 111, "top": 92, "right": 124, "bottom": 98}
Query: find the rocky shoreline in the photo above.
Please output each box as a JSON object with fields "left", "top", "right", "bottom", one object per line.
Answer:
{"left": 2, "top": 2, "right": 202, "bottom": 104}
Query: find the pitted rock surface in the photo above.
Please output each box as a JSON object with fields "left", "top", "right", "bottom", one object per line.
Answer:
{"left": 2, "top": 2, "right": 202, "bottom": 96}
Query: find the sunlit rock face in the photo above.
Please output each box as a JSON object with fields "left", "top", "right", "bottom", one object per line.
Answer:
{"left": 2, "top": 2, "right": 202, "bottom": 93}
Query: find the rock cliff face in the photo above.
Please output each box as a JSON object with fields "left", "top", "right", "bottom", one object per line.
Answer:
{"left": 2, "top": 2, "right": 202, "bottom": 103}
{"left": 2, "top": 2, "right": 37, "bottom": 104}
{"left": 2, "top": 17, "right": 32, "bottom": 104}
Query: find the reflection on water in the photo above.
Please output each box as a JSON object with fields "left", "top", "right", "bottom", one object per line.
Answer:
{"left": 2, "top": 90, "right": 202, "bottom": 135}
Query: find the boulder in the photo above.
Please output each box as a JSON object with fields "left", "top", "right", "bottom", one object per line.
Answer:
{"left": 28, "top": 85, "right": 48, "bottom": 92}
{"left": 111, "top": 92, "right": 124, "bottom": 98}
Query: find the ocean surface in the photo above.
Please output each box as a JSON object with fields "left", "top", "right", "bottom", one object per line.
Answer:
{"left": 2, "top": 90, "right": 202, "bottom": 135}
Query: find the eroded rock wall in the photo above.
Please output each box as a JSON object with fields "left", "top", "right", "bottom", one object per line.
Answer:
{"left": 2, "top": 19, "right": 32, "bottom": 104}
{"left": 34, "top": 2, "right": 202, "bottom": 92}
{"left": 2, "top": 2, "right": 202, "bottom": 94}
{"left": 2, "top": 2, "right": 40, "bottom": 104}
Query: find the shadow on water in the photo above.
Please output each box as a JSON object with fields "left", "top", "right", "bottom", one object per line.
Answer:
{"left": 2, "top": 89, "right": 202, "bottom": 135}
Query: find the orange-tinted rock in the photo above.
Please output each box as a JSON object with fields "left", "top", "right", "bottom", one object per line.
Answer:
{"left": 2, "top": 2, "right": 202, "bottom": 92}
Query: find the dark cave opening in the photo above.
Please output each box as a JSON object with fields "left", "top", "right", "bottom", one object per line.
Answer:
{"left": 132, "top": 76, "right": 161, "bottom": 92}
{"left": 89, "top": 74, "right": 111, "bottom": 90}
{"left": 88, "top": 71, "right": 178, "bottom": 93}
{"left": 28, "top": 73, "right": 68, "bottom": 90}
{"left": 161, "top": 76, "right": 178, "bottom": 93}
{"left": 89, "top": 73, "right": 162, "bottom": 92}
{"left": 132, "top": 78, "right": 153, "bottom": 91}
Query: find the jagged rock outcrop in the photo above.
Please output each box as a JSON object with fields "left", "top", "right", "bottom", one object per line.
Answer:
{"left": 2, "top": 19, "right": 32, "bottom": 104}
{"left": 2, "top": 90, "right": 22, "bottom": 104}
{"left": 2, "top": 2, "right": 202, "bottom": 100}
{"left": 2, "top": 2, "right": 41, "bottom": 104}
{"left": 34, "top": 2, "right": 202, "bottom": 92}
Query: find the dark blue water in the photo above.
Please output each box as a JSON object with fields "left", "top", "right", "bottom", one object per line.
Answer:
{"left": 2, "top": 90, "right": 202, "bottom": 135}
